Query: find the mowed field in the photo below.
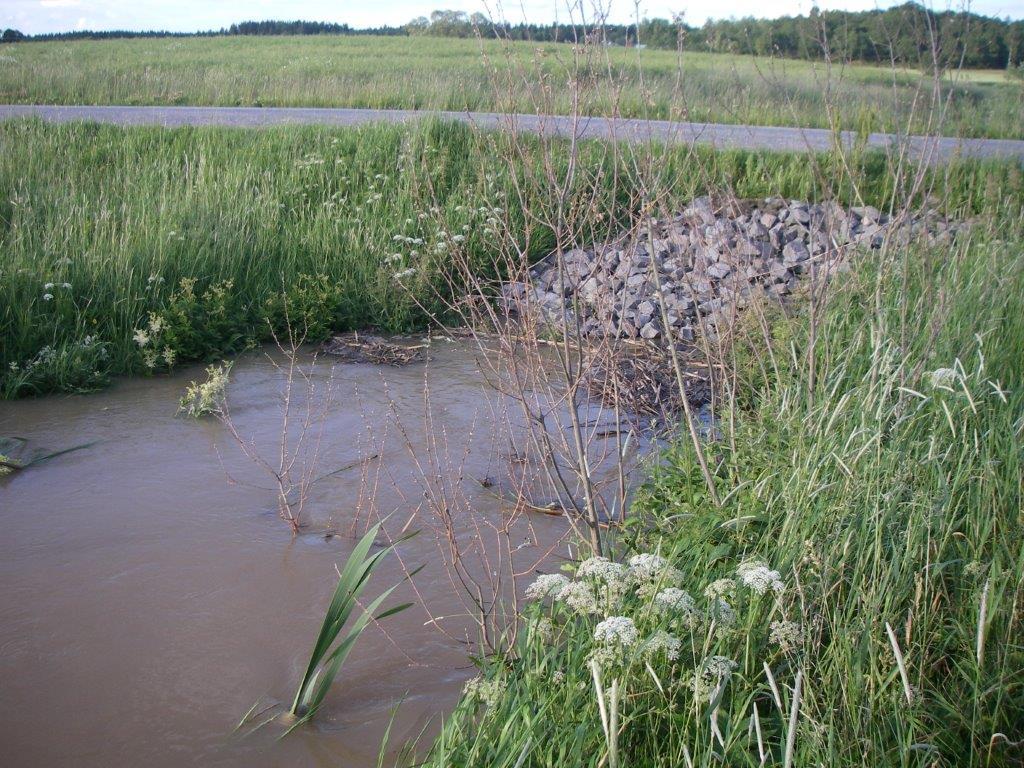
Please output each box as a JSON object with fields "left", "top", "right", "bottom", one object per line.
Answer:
{"left": 0, "top": 34, "right": 1022, "bottom": 139}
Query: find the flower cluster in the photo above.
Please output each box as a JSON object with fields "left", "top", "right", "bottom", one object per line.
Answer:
{"left": 576, "top": 556, "right": 631, "bottom": 602}
{"left": 463, "top": 675, "right": 506, "bottom": 711}
{"left": 556, "top": 580, "right": 602, "bottom": 615}
{"left": 653, "top": 588, "right": 701, "bottom": 629}
{"left": 593, "top": 616, "right": 639, "bottom": 649}
{"left": 525, "top": 573, "right": 570, "bottom": 601}
{"left": 643, "top": 630, "right": 682, "bottom": 661}
{"left": 769, "top": 620, "right": 802, "bottom": 653}
{"left": 133, "top": 313, "right": 176, "bottom": 369}
{"left": 40, "top": 281, "right": 71, "bottom": 301}
{"left": 178, "top": 362, "right": 231, "bottom": 417}
{"left": 703, "top": 578, "right": 736, "bottom": 599}
{"left": 692, "top": 655, "right": 738, "bottom": 696}
{"left": 392, "top": 267, "right": 417, "bottom": 282}
{"left": 736, "top": 561, "right": 785, "bottom": 596}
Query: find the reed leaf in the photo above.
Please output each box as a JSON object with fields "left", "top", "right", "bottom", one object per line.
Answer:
{"left": 287, "top": 521, "right": 414, "bottom": 729}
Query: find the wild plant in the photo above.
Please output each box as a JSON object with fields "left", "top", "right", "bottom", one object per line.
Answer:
{"left": 218, "top": 320, "right": 337, "bottom": 533}
{"left": 177, "top": 361, "right": 232, "bottom": 417}
{"left": 237, "top": 520, "right": 416, "bottom": 735}
{"left": 286, "top": 521, "right": 414, "bottom": 730}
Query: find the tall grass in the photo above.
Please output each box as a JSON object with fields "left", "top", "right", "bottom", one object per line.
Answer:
{"left": 421, "top": 215, "right": 1024, "bottom": 766}
{"left": 3, "top": 117, "right": 1021, "bottom": 398}
{"left": 0, "top": 35, "right": 1022, "bottom": 139}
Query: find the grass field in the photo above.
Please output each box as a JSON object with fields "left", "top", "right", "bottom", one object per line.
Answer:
{"left": 1, "top": 35, "right": 1022, "bottom": 139}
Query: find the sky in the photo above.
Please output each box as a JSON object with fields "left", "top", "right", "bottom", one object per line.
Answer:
{"left": 3, "top": 0, "right": 1023, "bottom": 36}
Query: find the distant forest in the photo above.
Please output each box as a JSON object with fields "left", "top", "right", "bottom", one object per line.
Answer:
{"left": 4, "top": 3, "right": 1023, "bottom": 70}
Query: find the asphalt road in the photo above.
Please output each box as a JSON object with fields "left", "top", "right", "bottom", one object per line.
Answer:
{"left": 3, "top": 104, "right": 1023, "bottom": 164}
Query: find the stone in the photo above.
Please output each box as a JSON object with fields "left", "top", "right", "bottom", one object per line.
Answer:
{"left": 505, "top": 195, "right": 963, "bottom": 347}
{"left": 708, "top": 262, "right": 733, "bottom": 279}
{"left": 640, "top": 322, "right": 660, "bottom": 339}
{"left": 782, "top": 240, "right": 810, "bottom": 264}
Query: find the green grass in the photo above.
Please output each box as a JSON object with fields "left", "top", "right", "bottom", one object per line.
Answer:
{"left": 1, "top": 35, "right": 1022, "bottom": 138}
{"left": 422, "top": 215, "right": 1024, "bottom": 766}
{"left": 2, "top": 117, "right": 1021, "bottom": 398}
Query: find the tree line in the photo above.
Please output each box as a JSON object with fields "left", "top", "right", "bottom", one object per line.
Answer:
{"left": 410, "top": 5, "right": 1023, "bottom": 69}
{"left": 4, "top": 4, "right": 1023, "bottom": 69}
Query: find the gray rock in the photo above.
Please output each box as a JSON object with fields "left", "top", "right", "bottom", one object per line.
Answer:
{"left": 708, "top": 262, "right": 733, "bottom": 279}
{"left": 782, "top": 240, "right": 810, "bottom": 264}
{"left": 640, "top": 322, "right": 660, "bottom": 339}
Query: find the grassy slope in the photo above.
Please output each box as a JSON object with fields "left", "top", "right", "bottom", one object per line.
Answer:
{"left": 2, "top": 118, "right": 1021, "bottom": 397}
{"left": 0, "top": 35, "right": 1022, "bottom": 138}
{"left": 424, "top": 215, "right": 1024, "bottom": 767}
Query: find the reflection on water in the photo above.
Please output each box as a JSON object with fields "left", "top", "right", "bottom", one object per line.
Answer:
{"left": 0, "top": 342, "right": 593, "bottom": 767}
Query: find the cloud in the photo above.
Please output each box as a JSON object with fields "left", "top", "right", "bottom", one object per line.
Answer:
{"left": 39, "top": 0, "right": 82, "bottom": 7}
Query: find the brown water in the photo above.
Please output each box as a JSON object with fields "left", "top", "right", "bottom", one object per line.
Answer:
{"left": 0, "top": 342, "right": 584, "bottom": 767}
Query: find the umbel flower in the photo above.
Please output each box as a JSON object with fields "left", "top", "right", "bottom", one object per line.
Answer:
{"left": 654, "top": 588, "right": 701, "bottom": 628}
{"left": 594, "top": 616, "right": 639, "bottom": 649}
{"left": 576, "top": 556, "right": 628, "bottom": 584}
{"left": 556, "top": 580, "right": 601, "bottom": 614}
{"left": 643, "top": 630, "right": 682, "bottom": 661}
{"left": 629, "top": 552, "right": 683, "bottom": 598}
{"left": 693, "top": 655, "right": 738, "bottom": 696}
{"left": 525, "top": 573, "right": 570, "bottom": 601}
{"left": 576, "top": 556, "right": 631, "bottom": 603}
{"left": 703, "top": 578, "right": 736, "bottom": 599}
{"left": 769, "top": 620, "right": 803, "bottom": 652}
{"left": 736, "top": 561, "right": 785, "bottom": 596}
{"left": 463, "top": 675, "right": 506, "bottom": 710}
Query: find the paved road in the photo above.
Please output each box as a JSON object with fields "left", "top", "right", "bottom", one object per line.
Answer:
{"left": 3, "top": 104, "right": 1023, "bottom": 164}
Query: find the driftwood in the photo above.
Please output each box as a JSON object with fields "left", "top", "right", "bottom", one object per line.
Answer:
{"left": 322, "top": 332, "right": 429, "bottom": 366}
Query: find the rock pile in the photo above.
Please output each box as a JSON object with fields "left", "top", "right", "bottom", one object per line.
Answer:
{"left": 503, "top": 196, "right": 963, "bottom": 342}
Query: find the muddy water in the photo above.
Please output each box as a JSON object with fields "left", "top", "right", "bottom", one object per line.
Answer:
{"left": 0, "top": 342, "right": 584, "bottom": 767}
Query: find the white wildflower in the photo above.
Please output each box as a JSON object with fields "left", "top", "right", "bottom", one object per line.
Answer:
{"left": 703, "top": 578, "right": 736, "bottom": 599}
{"left": 628, "top": 553, "right": 668, "bottom": 579}
{"left": 463, "top": 675, "right": 506, "bottom": 710}
{"left": 555, "top": 580, "right": 601, "bottom": 614}
{"left": 709, "top": 598, "right": 737, "bottom": 628}
{"left": 736, "top": 561, "right": 785, "bottom": 596}
{"left": 643, "top": 630, "right": 682, "bottom": 661}
{"left": 769, "top": 620, "right": 802, "bottom": 653}
{"left": 577, "top": 556, "right": 628, "bottom": 584}
{"left": 629, "top": 553, "right": 683, "bottom": 597}
{"left": 42, "top": 293, "right": 53, "bottom": 301}
{"left": 654, "top": 588, "right": 701, "bottom": 628}
{"left": 692, "top": 655, "right": 737, "bottom": 696}
{"left": 551, "top": 670, "right": 565, "bottom": 684}
{"left": 179, "top": 362, "right": 231, "bottom": 417}
{"left": 133, "top": 328, "right": 150, "bottom": 347}
{"left": 392, "top": 268, "right": 417, "bottom": 282}
{"left": 147, "top": 315, "right": 164, "bottom": 335}
{"left": 44, "top": 282, "right": 54, "bottom": 290}
{"left": 593, "top": 616, "right": 639, "bottom": 649}
{"left": 525, "top": 573, "right": 570, "bottom": 601}
{"left": 61, "top": 282, "right": 71, "bottom": 290}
